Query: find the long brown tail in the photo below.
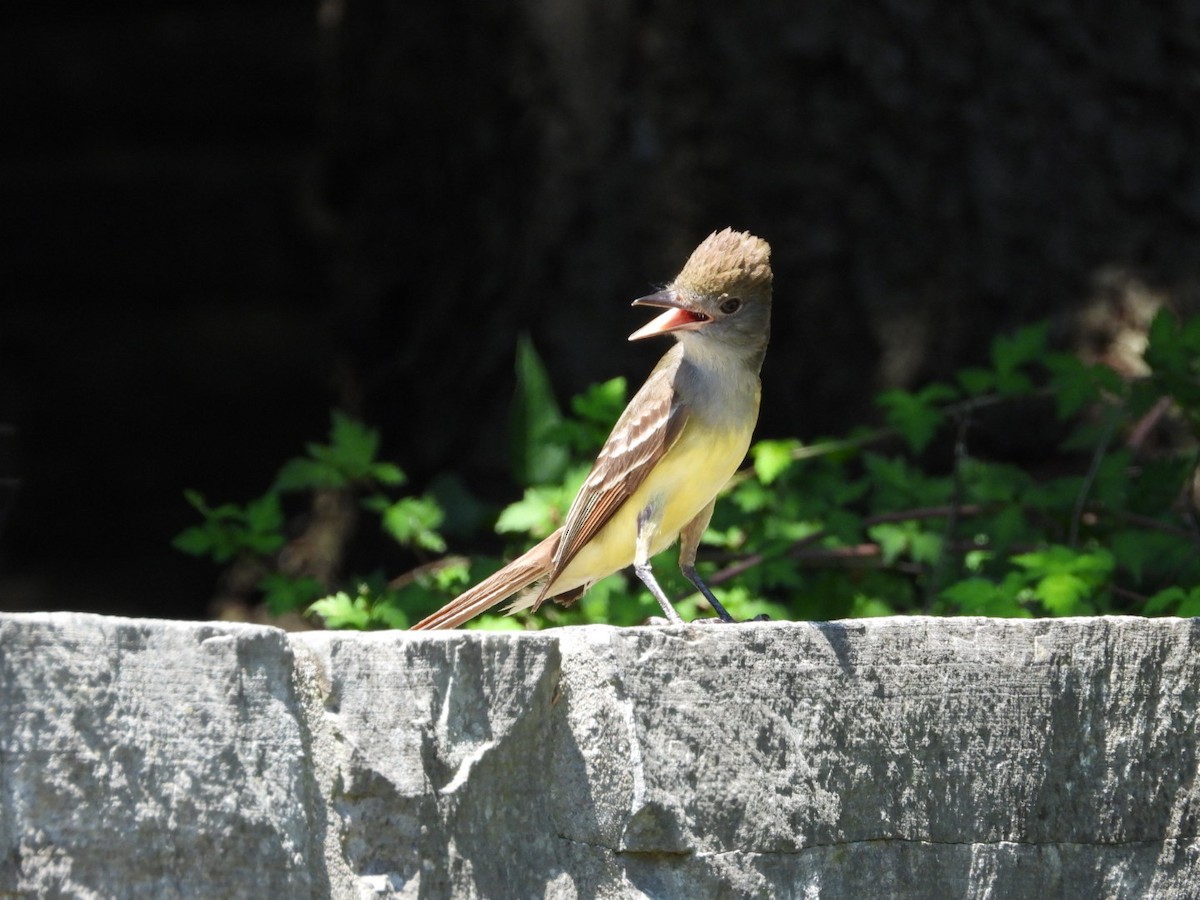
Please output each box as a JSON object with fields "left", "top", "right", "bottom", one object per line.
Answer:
{"left": 409, "top": 531, "right": 560, "bottom": 630}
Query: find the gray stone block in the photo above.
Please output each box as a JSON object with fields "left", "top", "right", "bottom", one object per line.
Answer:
{"left": 3, "top": 613, "right": 1199, "bottom": 897}
{"left": 0, "top": 613, "right": 316, "bottom": 898}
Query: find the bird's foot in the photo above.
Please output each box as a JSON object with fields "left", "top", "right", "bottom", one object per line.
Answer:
{"left": 690, "top": 613, "right": 771, "bottom": 625}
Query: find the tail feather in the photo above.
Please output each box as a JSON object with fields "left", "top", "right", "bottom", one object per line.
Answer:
{"left": 409, "top": 532, "right": 560, "bottom": 630}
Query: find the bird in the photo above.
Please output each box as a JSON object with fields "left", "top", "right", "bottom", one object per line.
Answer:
{"left": 410, "top": 228, "right": 772, "bottom": 630}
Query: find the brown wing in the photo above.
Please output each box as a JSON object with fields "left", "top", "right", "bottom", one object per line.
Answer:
{"left": 535, "top": 352, "right": 689, "bottom": 605}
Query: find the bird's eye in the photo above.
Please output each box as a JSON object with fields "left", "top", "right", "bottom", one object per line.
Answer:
{"left": 719, "top": 297, "right": 742, "bottom": 315}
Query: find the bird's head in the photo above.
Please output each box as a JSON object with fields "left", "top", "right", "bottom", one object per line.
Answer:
{"left": 629, "top": 228, "right": 772, "bottom": 370}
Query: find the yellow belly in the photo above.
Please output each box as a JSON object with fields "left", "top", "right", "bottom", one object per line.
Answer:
{"left": 549, "top": 416, "right": 754, "bottom": 594}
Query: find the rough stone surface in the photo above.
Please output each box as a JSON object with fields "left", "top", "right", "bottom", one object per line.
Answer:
{"left": 3, "top": 612, "right": 1200, "bottom": 898}
{"left": 0, "top": 614, "right": 317, "bottom": 898}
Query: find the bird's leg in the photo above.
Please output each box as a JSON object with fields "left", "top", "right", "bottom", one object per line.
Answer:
{"left": 678, "top": 501, "right": 736, "bottom": 623}
{"left": 680, "top": 567, "right": 735, "bottom": 622}
{"left": 634, "top": 503, "right": 685, "bottom": 625}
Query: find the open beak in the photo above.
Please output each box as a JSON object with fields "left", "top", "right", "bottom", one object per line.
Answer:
{"left": 628, "top": 289, "right": 712, "bottom": 341}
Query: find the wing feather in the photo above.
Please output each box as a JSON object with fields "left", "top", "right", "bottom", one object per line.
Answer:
{"left": 534, "top": 353, "right": 688, "bottom": 605}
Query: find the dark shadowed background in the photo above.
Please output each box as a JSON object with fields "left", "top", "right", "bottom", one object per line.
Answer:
{"left": 3, "top": 1, "right": 1198, "bottom": 619}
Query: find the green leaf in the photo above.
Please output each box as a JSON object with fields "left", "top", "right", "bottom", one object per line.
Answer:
{"left": 1109, "top": 528, "right": 1198, "bottom": 586}
{"left": 275, "top": 457, "right": 345, "bottom": 491}
{"left": 367, "top": 601, "right": 411, "bottom": 630}
{"left": 752, "top": 439, "right": 800, "bottom": 485}
{"left": 260, "top": 573, "right": 326, "bottom": 616}
{"left": 172, "top": 526, "right": 214, "bottom": 557}
{"left": 1012, "top": 545, "right": 1114, "bottom": 579}
{"left": 956, "top": 367, "right": 995, "bottom": 396}
{"left": 1144, "top": 586, "right": 1187, "bottom": 616}
{"left": 758, "top": 556, "right": 806, "bottom": 590}
{"left": 960, "top": 459, "right": 1034, "bottom": 504}
{"left": 509, "top": 335, "right": 569, "bottom": 486}
{"left": 863, "top": 453, "right": 953, "bottom": 508}
{"left": 824, "top": 509, "right": 864, "bottom": 545}
{"left": 1145, "top": 308, "right": 1183, "bottom": 375}
{"left": 244, "top": 492, "right": 284, "bottom": 534}
{"left": 1024, "top": 476, "right": 1083, "bottom": 513}
{"left": 274, "top": 413, "right": 397, "bottom": 491}
{"left": 976, "top": 504, "right": 1027, "bottom": 554}
{"left": 868, "top": 521, "right": 943, "bottom": 567}
{"left": 182, "top": 489, "right": 210, "bottom": 514}
{"left": 940, "top": 577, "right": 999, "bottom": 612}
{"left": 431, "top": 560, "right": 471, "bottom": 593}
{"left": 876, "top": 383, "right": 958, "bottom": 453}
{"left": 308, "top": 592, "right": 373, "bottom": 629}
{"left": 940, "top": 577, "right": 1030, "bottom": 617}
{"left": 1144, "top": 584, "right": 1200, "bottom": 618}
{"left": 767, "top": 518, "right": 825, "bottom": 543}
{"left": 1044, "top": 353, "right": 1098, "bottom": 419}
{"left": 1178, "top": 592, "right": 1200, "bottom": 618}
{"left": 1034, "top": 573, "right": 1092, "bottom": 615}
{"left": 571, "top": 377, "right": 627, "bottom": 427}
{"left": 908, "top": 530, "right": 944, "bottom": 567}
{"left": 425, "top": 472, "right": 491, "bottom": 538}
{"left": 731, "top": 478, "right": 773, "bottom": 513}
{"left": 544, "top": 377, "right": 629, "bottom": 456}
{"left": 172, "top": 490, "right": 285, "bottom": 563}
{"left": 308, "top": 577, "right": 415, "bottom": 631}
{"left": 994, "top": 369, "right": 1034, "bottom": 397}
{"left": 379, "top": 495, "right": 447, "bottom": 553}
{"left": 963, "top": 549, "right": 992, "bottom": 572}
{"left": 495, "top": 485, "right": 565, "bottom": 537}
{"left": 370, "top": 462, "right": 407, "bottom": 486}
{"left": 988, "top": 323, "right": 1048, "bottom": 398}
{"left": 329, "top": 411, "right": 381, "bottom": 476}
{"left": 849, "top": 595, "right": 895, "bottom": 617}
{"left": 1011, "top": 545, "right": 1112, "bottom": 614}
{"left": 869, "top": 523, "right": 908, "bottom": 565}
{"left": 992, "top": 322, "right": 1049, "bottom": 376}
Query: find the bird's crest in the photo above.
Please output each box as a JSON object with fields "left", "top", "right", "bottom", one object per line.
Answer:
{"left": 674, "top": 228, "right": 772, "bottom": 296}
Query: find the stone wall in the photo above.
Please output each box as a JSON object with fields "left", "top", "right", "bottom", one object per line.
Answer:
{"left": 3, "top": 612, "right": 1199, "bottom": 897}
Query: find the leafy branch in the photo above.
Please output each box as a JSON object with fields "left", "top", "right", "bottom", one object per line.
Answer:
{"left": 175, "top": 308, "right": 1200, "bottom": 628}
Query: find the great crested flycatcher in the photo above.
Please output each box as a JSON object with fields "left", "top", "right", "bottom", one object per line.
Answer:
{"left": 411, "top": 228, "right": 772, "bottom": 630}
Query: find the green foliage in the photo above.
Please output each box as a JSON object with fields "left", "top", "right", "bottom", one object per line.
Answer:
{"left": 260, "top": 573, "right": 327, "bottom": 617}
{"left": 274, "top": 411, "right": 405, "bottom": 491}
{"left": 1145, "top": 586, "right": 1200, "bottom": 618}
{"left": 368, "top": 495, "right": 447, "bottom": 553}
{"left": 990, "top": 322, "right": 1048, "bottom": 395}
{"left": 177, "top": 317, "right": 1200, "bottom": 630}
{"left": 173, "top": 491, "right": 284, "bottom": 563}
{"left": 306, "top": 563, "right": 471, "bottom": 630}
{"left": 752, "top": 439, "right": 802, "bottom": 484}
{"left": 877, "top": 383, "right": 958, "bottom": 452}
{"left": 493, "top": 470, "right": 587, "bottom": 539}
{"left": 509, "top": 334, "right": 569, "bottom": 486}
{"left": 555, "top": 377, "right": 629, "bottom": 454}
{"left": 174, "top": 412, "right": 459, "bottom": 624}
{"left": 1145, "top": 309, "right": 1200, "bottom": 433}
{"left": 307, "top": 574, "right": 412, "bottom": 630}
{"left": 635, "top": 311, "right": 1200, "bottom": 624}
